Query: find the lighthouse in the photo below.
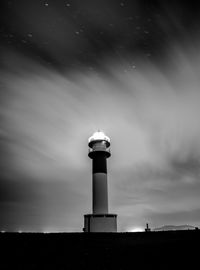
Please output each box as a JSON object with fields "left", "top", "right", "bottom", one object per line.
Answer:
{"left": 83, "top": 131, "right": 117, "bottom": 232}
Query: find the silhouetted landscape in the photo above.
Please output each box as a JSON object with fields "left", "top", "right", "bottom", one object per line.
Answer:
{"left": 153, "top": 224, "right": 196, "bottom": 231}
{"left": 1, "top": 230, "right": 199, "bottom": 269}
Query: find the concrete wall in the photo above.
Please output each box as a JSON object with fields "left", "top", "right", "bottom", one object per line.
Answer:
{"left": 84, "top": 214, "right": 117, "bottom": 232}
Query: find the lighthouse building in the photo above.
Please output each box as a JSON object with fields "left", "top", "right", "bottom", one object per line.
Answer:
{"left": 83, "top": 131, "right": 117, "bottom": 232}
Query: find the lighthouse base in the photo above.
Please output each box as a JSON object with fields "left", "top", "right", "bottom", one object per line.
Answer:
{"left": 83, "top": 214, "right": 117, "bottom": 232}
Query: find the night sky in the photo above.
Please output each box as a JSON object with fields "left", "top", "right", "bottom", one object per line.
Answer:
{"left": 1, "top": 0, "right": 200, "bottom": 232}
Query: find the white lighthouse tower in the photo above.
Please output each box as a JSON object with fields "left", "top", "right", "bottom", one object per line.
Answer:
{"left": 83, "top": 131, "right": 117, "bottom": 232}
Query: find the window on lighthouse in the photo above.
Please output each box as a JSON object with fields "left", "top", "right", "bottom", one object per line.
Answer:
{"left": 93, "top": 141, "right": 107, "bottom": 151}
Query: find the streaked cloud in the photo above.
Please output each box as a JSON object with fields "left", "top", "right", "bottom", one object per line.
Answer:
{"left": 1, "top": 38, "right": 200, "bottom": 231}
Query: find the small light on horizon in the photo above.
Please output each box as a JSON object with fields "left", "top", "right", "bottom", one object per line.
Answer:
{"left": 127, "top": 227, "right": 144, "bottom": 232}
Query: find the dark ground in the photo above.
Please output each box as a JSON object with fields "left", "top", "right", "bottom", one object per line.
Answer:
{"left": 0, "top": 230, "right": 199, "bottom": 269}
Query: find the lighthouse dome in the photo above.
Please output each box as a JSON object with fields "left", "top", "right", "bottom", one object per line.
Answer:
{"left": 88, "top": 131, "right": 110, "bottom": 147}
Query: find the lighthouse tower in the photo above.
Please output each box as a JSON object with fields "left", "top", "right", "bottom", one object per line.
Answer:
{"left": 83, "top": 131, "right": 117, "bottom": 232}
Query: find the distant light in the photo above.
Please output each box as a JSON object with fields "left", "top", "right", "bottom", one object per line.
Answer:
{"left": 88, "top": 131, "right": 110, "bottom": 144}
{"left": 18, "top": 230, "right": 22, "bottom": 233}
{"left": 127, "top": 227, "right": 144, "bottom": 232}
{"left": 1, "top": 230, "right": 6, "bottom": 233}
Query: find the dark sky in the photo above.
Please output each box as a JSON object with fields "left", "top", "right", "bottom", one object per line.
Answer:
{"left": 1, "top": 0, "right": 200, "bottom": 232}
